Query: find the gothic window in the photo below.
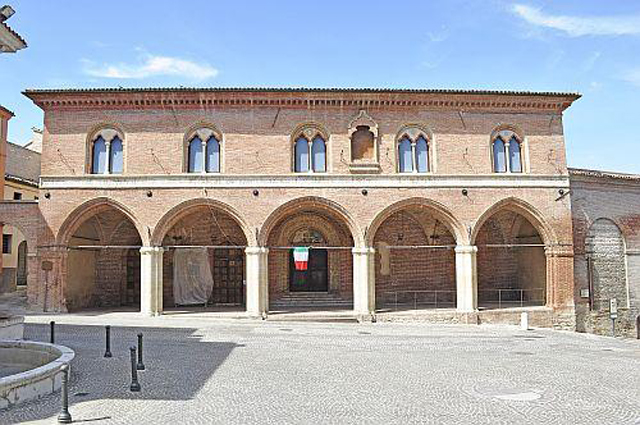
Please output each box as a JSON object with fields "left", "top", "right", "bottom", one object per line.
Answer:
{"left": 206, "top": 136, "right": 220, "bottom": 173}
{"left": 293, "top": 125, "right": 328, "bottom": 173}
{"left": 188, "top": 136, "right": 204, "bottom": 173}
{"left": 492, "top": 128, "right": 523, "bottom": 173}
{"left": 90, "top": 128, "right": 123, "bottom": 174}
{"left": 109, "top": 136, "right": 123, "bottom": 174}
{"left": 185, "top": 126, "right": 223, "bottom": 173}
{"left": 397, "top": 128, "right": 431, "bottom": 173}
{"left": 92, "top": 136, "right": 107, "bottom": 174}
{"left": 311, "top": 136, "right": 326, "bottom": 172}
{"left": 398, "top": 137, "right": 413, "bottom": 173}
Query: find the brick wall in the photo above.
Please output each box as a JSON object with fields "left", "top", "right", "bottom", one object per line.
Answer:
{"left": 570, "top": 170, "right": 640, "bottom": 337}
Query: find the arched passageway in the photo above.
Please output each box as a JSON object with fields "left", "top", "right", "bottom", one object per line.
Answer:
{"left": 62, "top": 205, "right": 143, "bottom": 311}
{"left": 372, "top": 205, "right": 457, "bottom": 311}
{"left": 475, "top": 210, "right": 547, "bottom": 309}
{"left": 262, "top": 199, "right": 356, "bottom": 311}
{"left": 158, "top": 204, "right": 248, "bottom": 310}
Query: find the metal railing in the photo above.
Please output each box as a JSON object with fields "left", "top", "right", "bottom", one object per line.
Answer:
{"left": 478, "top": 288, "right": 545, "bottom": 309}
{"left": 379, "top": 290, "right": 456, "bottom": 311}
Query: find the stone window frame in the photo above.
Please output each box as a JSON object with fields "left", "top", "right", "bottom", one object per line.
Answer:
{"left": 395, "top": 124, "right": 435, "bottom": 174}
{"left": 290, "top": 122, "right": 330, "bottom": 174}
{"left": 490, "top": 125, "right": 528, "bottom": 174}
{"left": 183, "top": 123, "right": 224, "bottom": 174}
{"left": 85, "top": 124, "right": 126, "bottom": 175}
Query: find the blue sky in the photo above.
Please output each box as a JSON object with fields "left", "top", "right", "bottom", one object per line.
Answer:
{"left": 2, "top": 0, "right": 640, "bottom": 172}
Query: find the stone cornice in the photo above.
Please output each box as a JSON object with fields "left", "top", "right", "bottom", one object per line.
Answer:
{"left": 40, "top": 173, "right": 570, "bottom": 190}
{"left": 23, "top": 87, "right": 581, "bottom": 113}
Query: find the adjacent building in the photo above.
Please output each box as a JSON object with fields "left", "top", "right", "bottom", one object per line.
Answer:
{"left": 1, "top": 137, "right": 40, "bottom": 292}
{"left": 0, "top": 5, "right": 27, "bottom": 53}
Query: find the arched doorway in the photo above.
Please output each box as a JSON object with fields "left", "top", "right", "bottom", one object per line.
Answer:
{"left": 61, "top": 203, "right": 143, "bottom": 311}
{"left": 370, "top": 203, "right": 459, "bottom": 311}
{"left": 157, "top": 203, "right": 248, "bottom": 310}
{"left": 475, "top": 209, "right": 547, "bottom": 309}
{"left": 261, "top": 198, "right": 357, "bottom": 311}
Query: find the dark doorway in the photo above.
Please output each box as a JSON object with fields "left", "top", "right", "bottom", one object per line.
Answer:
{"left": 289, "top": 249, "right": 328, "bottom": 292}
{"left": 125, "top": 249, "right": 141, "bottom": 306}
{"left": 211, "top": 249, "right": 244, "bottom": 306}
{"left": 16, "top": 241, "right": 27, "bottom": 286}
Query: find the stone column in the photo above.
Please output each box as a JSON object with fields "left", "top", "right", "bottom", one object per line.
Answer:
{"left": 352, "top": 247, "right": 375, "bottom": 318}
{"left": 245, "top": 247, "right": 269, "bottom": 317}
{"left": 104, "top": 140, "right": 111, "bottom": 175}
{"left": 140, "top": 247, "right": 164, "bottom": 316}
{"left": 455, "top": 245, "right": 478, "bottom": 312}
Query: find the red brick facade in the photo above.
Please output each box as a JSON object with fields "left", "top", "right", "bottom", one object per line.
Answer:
{"left": 17, "top": 88, "right": 582, "bottom": 327}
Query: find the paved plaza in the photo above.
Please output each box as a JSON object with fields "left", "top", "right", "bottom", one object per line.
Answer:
{"left": 1, "top": 315, "right": 639, "bottom": 424}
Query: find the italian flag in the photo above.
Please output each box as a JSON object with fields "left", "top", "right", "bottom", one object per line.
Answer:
{"left": 293, "top": 247, "right": 310, "bottom": 271}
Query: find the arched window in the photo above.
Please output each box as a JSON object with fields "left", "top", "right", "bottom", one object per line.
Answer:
{"left": 415, "top": 136, "right": 429, "bottom": 173}
{"left": 398, "top": 137, "right": 413, "bottom": 173}
{"left": 311, "top": 136, "right": 326, "bottom": 173}
{"left": 396, "top": 127, "right": 431, "bottom": 173}
{"left": 92, "top": 136, "right": 107, "bottom": 174}
{"left": 492, "top": 128, "right": 524, "bottom": 173}
{"left": 89, "top": 128, "right": 125, "bottom": 175}
{"left": 493, "top": 138, "right": 507, "bottom": 173}
{"left": 185, "top": 126, "right": 223, "bottom": 173}
{"left": 294, "top": 137, "right": 309, "bottom": 173}
{"left": 508, "top": 136, "right": 522, "bottom": 173}
{"left": 188, "top": 136, "right": 204, "bottom": 173}
{"left": 109, "top": 136, "right": 123, "bottom": 174}
{"left": 292, "top": 125, "right": 328, "bottom": 173}
{"left": 206, "top": 136, "right": 220, "bottom": 173}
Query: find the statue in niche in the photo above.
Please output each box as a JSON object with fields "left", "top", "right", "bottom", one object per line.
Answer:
{"left": 351, "top": 125, "right": 375, "bottom": 161}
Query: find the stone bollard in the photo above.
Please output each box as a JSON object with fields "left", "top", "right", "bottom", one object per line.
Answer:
{"left": 104, "top": 325, "right": 112, "bottom": 358}
{"left": 520, "top": 312, "right": 529, "bottom": 331}
{"left": 129, "top": 347, "right": 141, "bottom": 392}
{"left": 50, "top": 320, "right": 55, "bottom": 344}
{"left": 57, "top": 364, "right": 72, "bottom": 424}
{"left": 136, "top": 333, "right": 145, "bottom": 371}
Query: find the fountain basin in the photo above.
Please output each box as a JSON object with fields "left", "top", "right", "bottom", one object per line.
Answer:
{"left": 0, "top": 315, "right": 24, "bottom": 339}
{"left": 0, "top": 340, "right": 75, "bottom": 409}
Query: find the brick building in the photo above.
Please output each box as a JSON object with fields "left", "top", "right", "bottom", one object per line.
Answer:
{"left": 9, "top": 87, "right": 587, "bottom": 329}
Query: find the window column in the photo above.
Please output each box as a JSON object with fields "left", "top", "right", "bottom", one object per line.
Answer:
{"left": 140, "top": 247, "right": 164, "bottom": 316}
{"left": 455, "top": 245, "right": 478, "bottom": 312}
{"left": 200, "top": 138, "right": 208, "bottom": 174}
{"left": 504, "top": 139, "right": 511, "bottom": 173}
{"left": 103, "top": 139, "right": 112, "bottom": 175}
{"left": 245, "top": 247, "right": 269, "bottom": 317}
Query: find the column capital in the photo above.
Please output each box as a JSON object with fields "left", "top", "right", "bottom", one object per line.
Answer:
{"left": 139, "top": 246, "right": 164, "bottom": 255}
{"left": 352, "top": 247, "right": 375, "bottom": 255}
{"left": 245, "top": 246, "right": 269, "bottom": 255}
{"left": 455, "top": 245, "right": 478, "bottom": 254}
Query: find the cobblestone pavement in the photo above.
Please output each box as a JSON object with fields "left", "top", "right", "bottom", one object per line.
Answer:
{"left": 1, "top": 317, "right": 639, "bottom": 425}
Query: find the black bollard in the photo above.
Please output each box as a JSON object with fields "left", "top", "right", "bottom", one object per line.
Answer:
{"left": 637, "top": 315, "right": 640, "bottom": 340}
{"left": 129, "top": 347, "right": 141, "bottom": 392}
{"left": 57, "top": 364, "right": 72, "bottom": 423}
{"left": 104, "top": 326, "right": 112, "bottom": 358}
{"left": 50, "top": 321, "right": 55, "bottom": 344}
{"left": 136, "top": 333, "right": 145, "bottom": 371}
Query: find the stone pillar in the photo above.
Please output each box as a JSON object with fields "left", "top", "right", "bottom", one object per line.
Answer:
{"left": 140, "top": 247, "right": 164, "bottom": 316}
{"left": 455, "top": 245, "right": 478, "bottom": 312}
{"left": 352, "top": 247, "right": 375, "bottom": 318}
{"left": 245, "top": 247, "right": 269, "bottom": 317}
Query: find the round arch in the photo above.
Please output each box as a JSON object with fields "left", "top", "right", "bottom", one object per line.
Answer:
{"left": 57, "top": 197, "right": 147, "bottom": 246}
{"left": 151, "top": 198, "right": 254, "bottom": 246}
{"left": 470, "top": 197, "right": 557, "bottom": 246}
{"left": 367, "top": 198, "right": 467, "bottom": 246}
{"left": 586, "top": 216, "right": 629, "bottom": 251}
{"left": 259, "top": 196, "right": 363, "bottom": 247}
